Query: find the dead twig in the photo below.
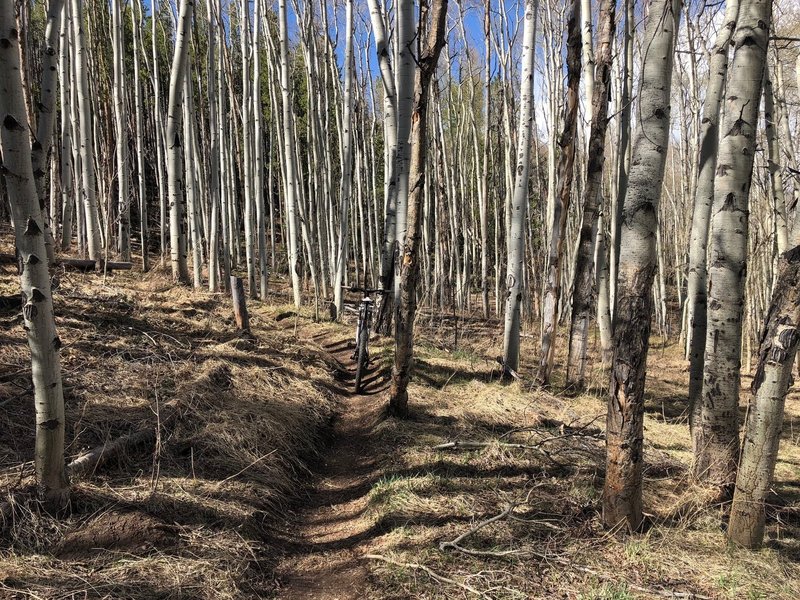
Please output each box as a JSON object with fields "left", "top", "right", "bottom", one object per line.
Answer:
{"left": 364, "top": 554, "right": 489, "bottom": 598}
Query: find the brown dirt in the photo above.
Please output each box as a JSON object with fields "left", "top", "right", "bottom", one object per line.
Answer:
{"left": 56, "top": 511, "right": 178, "bottom": 559}
{"left": 273, "top": 332, "right": 390, "bottom": 599}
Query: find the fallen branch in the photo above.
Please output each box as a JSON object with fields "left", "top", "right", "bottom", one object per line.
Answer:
{"left": 364, "top": 554, "right": 489, "bottom": 598}
{"left": 440, "top": 503, "right": 522, "bottom": 557}
{"left": 67, "top": 427, "right": 158, "bottom": 478}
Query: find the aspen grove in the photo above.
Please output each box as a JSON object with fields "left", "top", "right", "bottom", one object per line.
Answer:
{"left": 1, "top": 0, "right": 800, "bottom": 596}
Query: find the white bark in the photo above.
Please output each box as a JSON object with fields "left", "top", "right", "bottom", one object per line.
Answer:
{"left": 333, "top": 0, "right": 355, "bottom": 318}
{"left": 279, "top": 0, "right": 302, "bottom": 307}
{"left": 0, "top": 0, "right": 68, "bottom": 506}
{"left": 166, "top": 0, "right": 193, "bottom": 284}
{"left": 502, "top": 0, "right": 538, "bottom": 374}
{"left": 695, "top": 0, "right": 771, "bottom": 488}
{"left": 70, "top": 0, "right": 102, "bottom": 261}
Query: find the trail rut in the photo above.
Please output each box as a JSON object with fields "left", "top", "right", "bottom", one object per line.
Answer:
{"left": 274, "top": 334, "right": 389, "bottom": 599}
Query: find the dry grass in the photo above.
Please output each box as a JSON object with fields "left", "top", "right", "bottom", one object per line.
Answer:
{"left": 0, "top": 262, "right": 338, "bottom": 599}
{"left": 3, "top": 252, "right": 800, "bottom": 599}
{"left": 359, "top": 315, "right": 800, "bottom": 599}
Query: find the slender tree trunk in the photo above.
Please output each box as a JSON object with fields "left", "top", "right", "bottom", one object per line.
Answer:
{"left": 610, "top": 0, "right": 633, "bottom": 315}
{"left": 764, "top": 68, "right": 787, "bottom": 255}
{"left": 152, "top": 0, "right": 168, "bottom": 264}
{"left": 392, "top": 0, "right": 415, "bottom": 327}
{"left": 0, "top": 0, "right": 68, "bottom": 507}
{"left": 254, "top": 0, "right": 268, "bottom": 299}
{"left": 333, "top": 0, "right": 355, "bottom": 319}
{"left": 58, "top": 0, "right": 73, "bottom": 251}
{"left": 694, "top": 0, "right": 770, "bottom": 490}
{"left": 538, "top": 0, "right": 581, "bottom": 385}
{"left": 502, "top": 0, "right": 538, "bottom": 375}
{"left": 565, "top": 0, "right": 616, "bottom": 388}
{"left": 166, "top": 0, "right": 193, "bottom": 284}
{"left": 479, "top": 1, "right": 491, "bottom": 319}
{"left": 388, "top": 0, "right": 449, "bottom": 418}
{"left": 132, "top": 0, "right": 148, "bottom": 270}
{"left": 686, "top": 0, "right": 740, "bottom": 435}
{"left": 70, "top": 0, "right": 102, "bottom": 261}
{"left": 30, "top": 0, "right": 64, "bottom": 262}
{"left": 279, "top": 0, "right": 302, "bottom": 307}
{"left": 112, "top": 0, "right": 130, "bottom": 261}
{"left": 603, "top": 0, "right": 681, "bottom": 531}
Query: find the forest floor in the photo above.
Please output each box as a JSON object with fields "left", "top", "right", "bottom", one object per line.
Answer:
{"left": 1, "top": 261, "right": 799, "bottom": 599}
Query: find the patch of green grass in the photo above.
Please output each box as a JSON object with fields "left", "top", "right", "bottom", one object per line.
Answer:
{"left": 716, "top": 571, "right": 742, "bottom": 598}
{"left": 578, "top": 581, "right": 634, "bottom": 600}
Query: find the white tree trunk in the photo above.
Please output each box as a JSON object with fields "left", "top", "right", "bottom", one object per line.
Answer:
{"left": 333, "top": 0, "right": 355, "bottom": 318}
{"left": 604, "top": 0, "right": 681, "bottom": 531}
{"left": 502, "top": 0, "right": 538, "bottom": 374}
{"left": 70, "top": 0, "right": 102, "bottom": 261}
{"left": 279, "top": 0, "right": 302, "bottom": 307}
{"left": 166, "top": 0, "right": 193, "bottom": 284}
{"left": 686, "top": 0, "right": 739, "bottom": 435}
{"left": 0, "top": 0, "right": 68, "bottom": 506}
{"left": 112, "top": 0, "right": 130, "bottom": 261}
{"left": 695, "top": 0, "right": 770, "bottom": 489}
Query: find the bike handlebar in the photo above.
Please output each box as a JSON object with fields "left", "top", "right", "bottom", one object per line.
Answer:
{"left": 341, "top": 285, "right": 391, "bottom": 295}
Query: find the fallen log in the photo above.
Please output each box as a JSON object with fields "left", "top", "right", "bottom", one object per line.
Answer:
{"left": 0, "top": 254, "right": 133, "bottom": 272}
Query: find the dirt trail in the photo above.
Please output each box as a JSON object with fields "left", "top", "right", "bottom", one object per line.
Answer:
{"left": 274, "top": 334, "right": 389, "bottom": 599}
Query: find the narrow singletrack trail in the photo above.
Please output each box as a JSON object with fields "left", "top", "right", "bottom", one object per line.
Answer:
{"left": 274, "top": 332, "right": 389, "bottom": 599}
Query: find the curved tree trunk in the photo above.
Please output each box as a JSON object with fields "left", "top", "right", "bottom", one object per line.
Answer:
{"left": 501, "top": 0, "right": 538, "bottom": 375}
{"left": 604, "top": 0, "right": 681, "bottom": 531}
{"left": 388, "top": 0, "right": 449, "bottom": 418}
{"left": 0, "top": 0, "right": 68, "bottom": 507}
{"left": 728, "top": 246, "right": 800, "bottom": 548}
{"left": 694, "top": 0, "right": 770, "bottom": 490}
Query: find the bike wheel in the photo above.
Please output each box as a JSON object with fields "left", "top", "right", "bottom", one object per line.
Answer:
{"left": 354, "top": 327, "right": 369, "bottom": 394}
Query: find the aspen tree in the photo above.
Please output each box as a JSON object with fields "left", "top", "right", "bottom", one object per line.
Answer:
{"left": 0, "top": 0, "right": 68, "bottom": 506}
{"left": 686, "top": 0, "right": 740, "bottom": 437}
{"left": 30, "top": 0, "right": 64, "bottom": 262}
{"left": 152, "top": 0, "right": 168, "bottom": 262}
{"left": 502, "top": 0, "right": 538, "bottom": 375}
{"left": 604, "top": 0, "right": 681, "bottom": 531}
{"left": 389, "top": 0, "right": 449, "bottom": 417}
{"left": 333, "top": 0, "right": 355, "bottom": 319}
{"left": 70, "top": 0, "right": 103, "bottom": 261}
{"left": 392, "top": 0, "right": 415, "bottom": 322}
{"left": 254, "top": 0, "right": 268, "bottom": 300}
{"left": 58, "top": 0, "right": 73, "bottom": 250}
{"left": 565, "top": 0, "right": 615, "bottom": 387}
{"left": 112, "top": 0, "right": 130, "bottom": 261}
{"left": 241, "top": 0, "right": 256, "bottom": 298}
{"left": 538, "top": 0, "right": 581, "bottom": 385}
{"left": 166, "top": 0, "right": 193, "bottom": 284}
{"left": 695, "top": 0, "right": 770, "bottom": 489}
{"left": 279, "top": 0, "right": 302, "bottom": 307}
{"left": 132, "top": 0, "right": 148, "bottom": 270}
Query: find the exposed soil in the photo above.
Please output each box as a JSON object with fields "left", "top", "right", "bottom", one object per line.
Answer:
{"left": 56, "top": 511, "right": 178, "bottom": 560}
{"left": 273, "top": 332, "right": 390, "bottom": 599}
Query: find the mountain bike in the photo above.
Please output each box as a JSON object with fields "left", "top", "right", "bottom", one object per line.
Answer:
{"left": 343, "top": 286, "right": 388, "bottom": 393}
